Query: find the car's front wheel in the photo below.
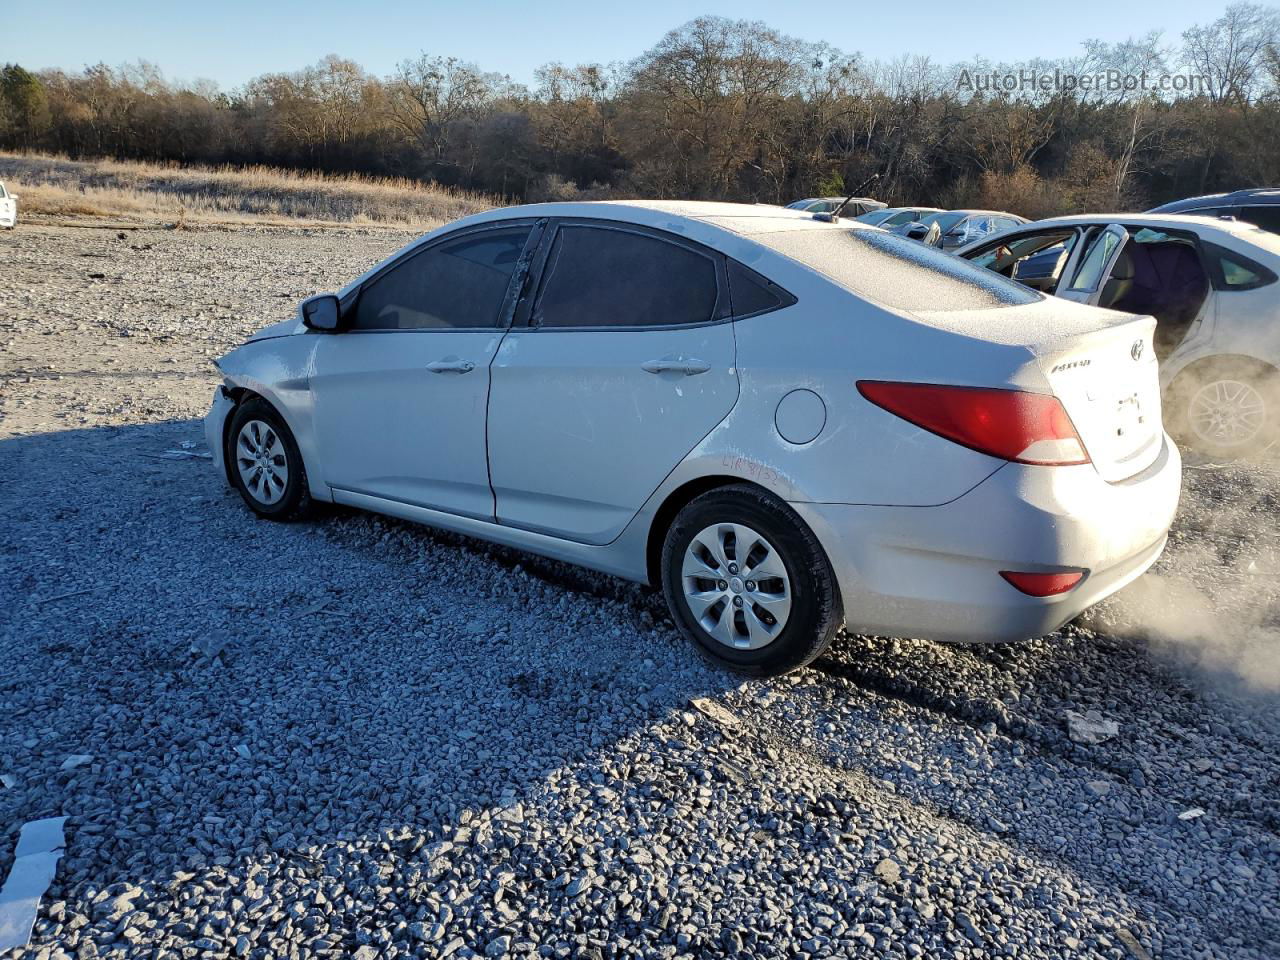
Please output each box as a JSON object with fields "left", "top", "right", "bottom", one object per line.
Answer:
{"left": 660, "top": 484, "right": 842, "bottom": 675}
{"left": 226, "top": 397, "right": 313, "bottom": 521}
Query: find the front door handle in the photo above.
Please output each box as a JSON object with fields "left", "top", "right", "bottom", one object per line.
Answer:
{"left": 426, "top": 358, "right": 476, "bottom": 374}
{"left": 641, "top": 357, "right": 711, "bottom": 376}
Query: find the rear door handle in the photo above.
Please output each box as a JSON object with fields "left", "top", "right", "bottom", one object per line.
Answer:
{"left": 426, "top": 358, "right": 475, "bottom": 374}
{"left": 642, "top": 357, "right": 711, "bottom": 376}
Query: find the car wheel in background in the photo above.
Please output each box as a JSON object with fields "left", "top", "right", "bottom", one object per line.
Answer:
{"left": 660, "top": 484, "right": 842, "bottom": 676}
{"left": 1167, "top": 357, "right": 1280, "bottom": 459}
{"left": 226, "top": 397, "right": 313, "bottom": 521}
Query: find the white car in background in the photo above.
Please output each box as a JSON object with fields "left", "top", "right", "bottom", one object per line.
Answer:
{"left": 0, "top": 182, "right": 16, "bottom": 229}
{"left": 207, "top": 201, "right": 1180, "bottom": 674}
{"left": 957, "top": 214, "right": 1280, "bottom": 458}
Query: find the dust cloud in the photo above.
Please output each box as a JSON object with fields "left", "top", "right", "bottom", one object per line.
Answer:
{"left": 1086, "top": 462, "right": 1280, "bottom": 696}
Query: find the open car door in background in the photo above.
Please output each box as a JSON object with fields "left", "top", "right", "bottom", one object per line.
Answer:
{"left": 1057, "top": 224, "right": 1130, "bottom": 307}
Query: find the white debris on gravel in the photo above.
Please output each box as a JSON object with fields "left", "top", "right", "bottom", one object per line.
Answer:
{"left": 1065, "top": 709, "right": 1121, "bottom": 745}
{"left": 0, "top": 223, "right": 1277, "bottom": 960}
{"left": 0, "top": 816, "right": 67, "bottom": 951}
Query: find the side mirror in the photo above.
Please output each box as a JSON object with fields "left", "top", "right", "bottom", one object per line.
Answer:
{"left": 301, "top": 294, "right": 340, "bottom": 331}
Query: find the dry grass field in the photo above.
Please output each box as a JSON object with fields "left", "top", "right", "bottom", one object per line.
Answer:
{"left": 0, "top": 152, "right": 496, "bottom": 228}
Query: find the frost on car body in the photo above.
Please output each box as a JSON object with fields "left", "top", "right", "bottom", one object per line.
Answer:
{"left": 208, "top": 200, "right": 1182, "bottom": 674}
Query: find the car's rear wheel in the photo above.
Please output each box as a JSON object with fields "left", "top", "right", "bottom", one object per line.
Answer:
{"left": 660, "top": 484, "right": 842, "bottom": 675}
{"left": 226, "top": 397, "right": 313, "bottom": 521}
{"left": 1167, "top": 358, "right": 1280, "bottom": 459}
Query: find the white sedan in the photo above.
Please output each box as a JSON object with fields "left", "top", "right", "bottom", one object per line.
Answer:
{"left": 957, "top": 213, "right": 1280, "bottom": 458}
{"left": 207, "top": 201, "right": 1181, "bottom": 675}
{"left": 0, "top": 181, "right": 16, "bottom": 229}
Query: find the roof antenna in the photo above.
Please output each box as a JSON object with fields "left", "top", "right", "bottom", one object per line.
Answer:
{"left": 815, "top": 173, "right": 881, "bottom": 222}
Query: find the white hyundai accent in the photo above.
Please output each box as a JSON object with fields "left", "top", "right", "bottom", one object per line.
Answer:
{"left": 206, "top": 201, "right": 1181, "bottom": 675}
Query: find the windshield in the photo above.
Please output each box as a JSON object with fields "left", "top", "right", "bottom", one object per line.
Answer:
{"left": 918, "top": 211, "right": 966, "bottom": 233}
{"left": 785, "top": 200, "right": 815, "bottom": 210}
{"left": 855, "top": 209, "right": 897, "bottom": 225}
{"left": 754, "top": 226, "right": 1042, "bottom": 312}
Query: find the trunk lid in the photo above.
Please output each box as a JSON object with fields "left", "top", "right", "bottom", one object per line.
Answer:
{"left": 1036, "top": 313, "right": 1162, "bottom": 482}
{"left": 913, "top": 298, "right": 1163, "bottom": 483}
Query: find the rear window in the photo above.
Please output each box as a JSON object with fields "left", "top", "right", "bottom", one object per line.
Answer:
{"left": 753, "top": 227, "right": 1042, "bottom": 311}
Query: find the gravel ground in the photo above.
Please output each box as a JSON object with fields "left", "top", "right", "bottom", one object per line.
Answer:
{"left": 1, "top": 223, "right": 1278, "bottom": 960}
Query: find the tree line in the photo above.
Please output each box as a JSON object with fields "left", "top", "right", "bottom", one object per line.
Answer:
{"left": 2, "top": 4, "right": 1279, "bottom": 215}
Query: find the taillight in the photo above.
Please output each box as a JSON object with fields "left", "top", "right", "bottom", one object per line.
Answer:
{"left": 856, "top": 381, "right": 1090, "bottom": 465}
{"left": 1000, "top": 570, "right": 1084, "bottom": 596}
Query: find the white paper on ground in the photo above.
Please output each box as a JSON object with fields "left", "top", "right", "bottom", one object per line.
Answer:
{"left": 14, "top": 817, "right": 68, "bottom": 858}
{"left": 0, "top": 816, "right": 67, "bottom": 951}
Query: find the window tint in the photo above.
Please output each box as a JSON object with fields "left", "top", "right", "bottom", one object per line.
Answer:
{"left": 727, "top": 260, "right": 794, "bottom": 317}
{"left": 1202, "top": 242, "right": 1278, "bottom": 289}
{"left": 354, "top": 227, "right": 530, "bottom": 330}
{"left": 1241, "top": 206, "right": 1280, "bottom": 234}
{"left": 1068, "top": 228, "right": 1122, "bottom": 291}
{"left": 533, "top": 226, "right": 719, "bottom": 328}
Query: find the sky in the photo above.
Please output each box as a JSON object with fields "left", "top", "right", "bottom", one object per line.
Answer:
{"left": 8, "top": 0, "right": 1219, "bottom": 90}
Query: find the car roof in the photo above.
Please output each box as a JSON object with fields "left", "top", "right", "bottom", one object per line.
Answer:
{"left": 337, "top": 200, "right": 869, "bottom": 297}
{"left": 460, "top": 199, "right": 852, "bottom": 236}
{"left": 944, "top": 209, "right": 1024, "bottom": 218}
{"left": 1149, "top": 188, "right": 1280, "bottom": 212}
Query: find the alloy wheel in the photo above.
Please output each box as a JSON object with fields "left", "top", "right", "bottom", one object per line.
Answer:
{"left": 1188, "top": 378, "right": 1266, "bottom": 449}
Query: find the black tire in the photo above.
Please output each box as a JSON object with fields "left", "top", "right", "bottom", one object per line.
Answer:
{"left": 225, "top": 397, "right": 313, "bottom": 521}
{"left": 1166, "top": 357, "right": 1280, "bottom": 460}
{"left": 660, "top": 484, "right": 843, "bottom": 676}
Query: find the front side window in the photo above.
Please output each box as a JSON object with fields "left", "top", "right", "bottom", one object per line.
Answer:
{"left": 353, "top": 227, "right": 531, "bottom": 330}
{"left": 1068, "top": 228, "right": 1122, "bottom": 292}
{"left": 533, "top": 225, "right": 719, "bottom": 328}
{"left": 969, "top": 230, "right": 1077, "bottom": 294}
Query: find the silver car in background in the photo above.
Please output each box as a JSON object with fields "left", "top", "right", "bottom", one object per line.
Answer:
{"left": 854, "top": 206, "right": 943, "bottom": 228}
{"left": 207, "top": 201, "right": 1180, "bottom": 674}
{"left": 957, "top": 213, "right": 1280, "bottom": 458}
{"left": 899, "top": 209, "right": 1027, "bottom": 249}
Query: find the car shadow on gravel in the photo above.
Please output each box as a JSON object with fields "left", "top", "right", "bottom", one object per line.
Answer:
{"left": 0, "top": 421, "right": 743, "bottom": 903}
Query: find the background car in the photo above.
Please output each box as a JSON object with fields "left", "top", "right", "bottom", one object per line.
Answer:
{"left": 0, "top": 181, "right": 16, "bottom": 229}
{"left": 208, "top": 201, "right": 1179, "bottom": 676}
{"left": 785, "top": 196, "right": 887, "bottom": 217}
{"left": 1148, "top": 188, "right": 1280, "bottom": 234}
{"left": 957, "top": 213, "right": 1280, "bottom": 459}
{"left": 896, "top": 209, "right": 1027, "bottom": 249}
{"left": 854, "top": 206, "right": 943, "bottom": 228}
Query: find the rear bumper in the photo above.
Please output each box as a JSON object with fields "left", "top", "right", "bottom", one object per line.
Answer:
{"left": 791, "top": 433, "right": 1182, "bottom": 643}
{"left": 204, "top": 386, "right": 234, "bottom": 485}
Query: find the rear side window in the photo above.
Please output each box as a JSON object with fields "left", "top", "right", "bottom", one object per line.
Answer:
{"left": 727, "top": 260, "right": 795, "bottom": 318}
{"left": 354, "top": 227, "right": 530, "bottom": 330}
{"left": 753, "top": 227, "right": 1041, "bottom": 311}
{"left": 1203, "top": 241, "right": 1278, "bottom": 290}
{"left": 533, "top": 225, "right": 719, "bottom": 328}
